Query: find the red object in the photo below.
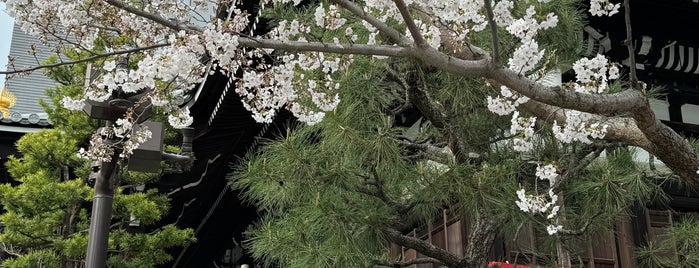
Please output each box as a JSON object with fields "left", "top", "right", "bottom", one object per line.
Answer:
{"left": 488, "top": 261, "right": 531, "bottom": 268}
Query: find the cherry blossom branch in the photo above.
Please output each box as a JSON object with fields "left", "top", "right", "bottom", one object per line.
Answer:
{"left": 516, "top": 99, "right": 651, "bottom": 149}
{"left": 623, "top": 0, "right": 638, "bottom": 89}
{"left": 333, "top": 0, "right": 648, "bottom": 116}
{"left": 488, "top": 69, "right": 647, "bottom": 115}
{"left": 335, "top": 0, "right": 648, "bottom": 116}
{"left": 331, "top": 0, "right": 412, "bottom": 46}
{"left": 104, "top": 0, "right": 203, "bottom": 32}
{"left": 483, "top": 0, "right": 502, "bottom": 64}
{"left": 237, "top": 37, "right": 411, "bottom": 57}
{"left": 0, "top": 43, "right": 169, "bottom": 75}
{"left": 393, "top": 0, "right": 427, "bottom": 47}
{"left": 521, "top": 94, "right": 699, "bottom": 188}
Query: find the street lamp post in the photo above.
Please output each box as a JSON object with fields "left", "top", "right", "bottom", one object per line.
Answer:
{"left": 82, "top": 60, "right": 194, "bottom": 267}
{"left": 85, "top": 135, "right": 120, "bottom": 268}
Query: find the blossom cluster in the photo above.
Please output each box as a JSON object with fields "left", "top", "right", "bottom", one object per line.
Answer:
{"left": 510, "top": 111, "right": 537, "bottom": 152}
{"left": 362, "top": 0, "right": 488, "bottom": 48}
{"left": 314, "top": 4, "right": 347, "bottom": 30}
{"left": 515, "top": 164, "right": 563, "bottom": 235}
{"left": 60, "top": 96, "right": 85, "bottom": 111}
{"left": 506, "top": 6, "right": 558, "bottom": 74}
{"left": 120, "top": 125, "right": 153, "bottom": 158}
{"left": 77, "top": 116, "right": 154, "bottom": 160}
{"left": 552, "top": 110, "right": 608, "bottom": 144}
{"left": 487, "top": 4, "right": 615, "bottom": 150}
{"left": 589, "top": 0, "right": 621, "bottom": 17}
{"left": 572, "top": 54, "right": 620, "bottom": 94}
{"left": 486, "top": 86, "right": 529, "bottom": 116}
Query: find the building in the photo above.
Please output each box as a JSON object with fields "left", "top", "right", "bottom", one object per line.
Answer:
{"left": 0, "top": 23, "right": 55, "bottom": 183}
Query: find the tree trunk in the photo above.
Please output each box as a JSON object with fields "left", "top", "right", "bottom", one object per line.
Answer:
{"left": 556, "top": 237, "right": 572, "bottom": 268}
{"left": 464, "top": 209, "right": 499, "bottom": 267}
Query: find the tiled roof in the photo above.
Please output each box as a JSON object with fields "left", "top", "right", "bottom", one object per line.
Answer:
{"left": 0, "top": 111, "right": 51, "bottom": 126}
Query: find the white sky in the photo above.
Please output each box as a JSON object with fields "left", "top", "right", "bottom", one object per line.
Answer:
{"left": 1, "top": 3, "right": 14, "bottom": 87}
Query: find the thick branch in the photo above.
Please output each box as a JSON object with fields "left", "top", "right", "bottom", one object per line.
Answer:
{"left": 488, "top": 68, "right": 647, "bottom": 115}
{"left": 0, "top": 43, "right": 169, "bottom": 75}
{"left": 631, "top": 105, "right": 699, "bottom": 189}
{"left": 520, "top": 97, "right": 699, "bottom": 189}
{"left": 385, "top": 229, "right": 470, "bottom": 267}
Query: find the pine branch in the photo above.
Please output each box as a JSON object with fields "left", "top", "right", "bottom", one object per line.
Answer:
{"left": 385, "top": 229, "right": 471, "bottom": 267}
{"left": 385, "top": 64, "right": 449, "bottom": 128}
{"left": 559, "top": 145, "right": 605, "bottom": 186}
{"left": 559, "top": 211, "right": 604, "bottom": 236}
{"left": 373, "top": 257, "right": 442, "bottom": 267}
{"left": 354, "top": 166, "right": 411, "bottom": 214}
{"left": 0, "top": 242, "right": 22, "bottom": 257}
{"left": 396, "top": 139, "right": 455, "bottom": 164}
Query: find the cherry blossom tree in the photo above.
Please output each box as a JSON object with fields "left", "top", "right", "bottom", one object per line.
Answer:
{"left": 1, "top": 0, "right": 698, "bottom": 266}
{"left": 1, "top": 0, "right": 695, "bottom": 187}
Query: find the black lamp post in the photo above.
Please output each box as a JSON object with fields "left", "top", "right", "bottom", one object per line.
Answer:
{"left": 83, "top": 59, "right": 194, "bottom": 267}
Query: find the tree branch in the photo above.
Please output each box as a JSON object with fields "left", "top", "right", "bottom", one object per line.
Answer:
{"left": 623, "top": 0, "right": 638, "bottom": 89}
{"left": 373, "top": 257, "right": 442, "bottom": 267}
{"left": 354, "top": 166, "right": 411, "bottom": 214}
{"left": 483, "top": 0, "right": 502, "bottom": 64}
{"left": 0, "top": 43, "right": 169, "bottom": 75}
{"left": 489, "top": 69, "right": 647, "bottom": 116}
{"left": 560, "top": 145, "right": 605, "bottom": 184}
{"left": 384, "top": 64, "right": 449, "bottom": 129}
{"left": 104, "top": 0, "right": 202, "bottom": 32}
{"left": 559, "top": 212, "right": 604, "bottom": 236}
{"left": 0, "top": 242, "right": 22, "bottom": 257}
{"left": 393, "top": 0, "right": 427, "bottom": 47}
{"left": 331, "top": 0, "right": 412, "bottom": 46}
{"left": 237, "top": 37, "right": 411, "bottom": 57}
{"left": 396, "top": 139, "right": 456, "bottom": 164}
{"left": 385, "top": 229, "right": 470, "bottom": 267}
